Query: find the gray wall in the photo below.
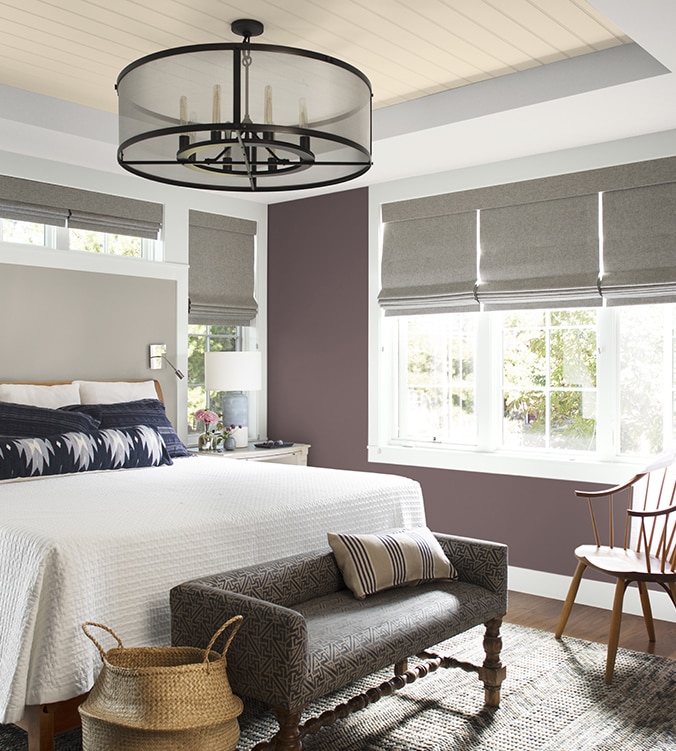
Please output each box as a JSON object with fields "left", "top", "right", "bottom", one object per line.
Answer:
{"left": 0, "top": 263, "right": 179, "bottom": 421}
{"left": 267, "top": 187, "right": 600, "bottom": 579}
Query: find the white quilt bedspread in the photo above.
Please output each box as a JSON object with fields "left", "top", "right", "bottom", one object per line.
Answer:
{"left": 0, "top": 456, "right": 425, "bottom": 724}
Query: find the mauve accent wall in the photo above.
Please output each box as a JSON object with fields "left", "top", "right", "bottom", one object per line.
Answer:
{"left": 268, "top": 187, "right": 599, "bottom": 579}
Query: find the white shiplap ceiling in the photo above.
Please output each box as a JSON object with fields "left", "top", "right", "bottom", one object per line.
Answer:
{"left": 0, "top": 0, "right": 630, "bottom": 114}
{"left": 1, "top": 1, "right": 675, "bottom": 202}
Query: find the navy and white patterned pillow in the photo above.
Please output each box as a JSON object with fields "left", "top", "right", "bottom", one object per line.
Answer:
{"left": 63, "top": 399, "right": 190, "bottom": 458}
{"left": 0, "top": 401, "right": 101, "bottom": 437}
{"left": 0, "top": 425, "right": 173, "bottom": 481}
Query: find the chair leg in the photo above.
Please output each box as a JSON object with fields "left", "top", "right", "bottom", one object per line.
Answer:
{"left": 636, "top": 581, "right": 656, "bottom": 642}
{"left": 478, "top": 617, "right": 506, "bottom": 707}
{"left": 555, "top": 561, "right": 587, "bottom": 639}
{"left": 606, "top": 579, "right": 628, "bottom": 684}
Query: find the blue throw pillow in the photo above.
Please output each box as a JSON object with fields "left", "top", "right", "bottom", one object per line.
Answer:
{"left": 63, "top": 399, "right": 190, "bottom": 458}
{"left": 0, "top": 425, "right": 173, "bottom": 481}
{"left": 0, "top": 401, "right": 101, "bottom": 438}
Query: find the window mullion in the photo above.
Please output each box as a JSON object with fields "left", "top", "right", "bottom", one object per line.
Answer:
{"left": 596, "top": 307, "right": 616, "bottom": 460}
{"left": 396, "top": 318, "right": 407, "bottom": 440}
{"left": 545, "top": 313, "right": 551, "bottom": 451}
{"left": 475, "top": 311, "right": 495, "bottom": 451}
{"left": 662, "top": 306, "right": 672, "bottom": 448}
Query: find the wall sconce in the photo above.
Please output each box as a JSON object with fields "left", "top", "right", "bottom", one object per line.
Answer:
{"left": 149, "top": 344, "right": 185, "bottom": 379}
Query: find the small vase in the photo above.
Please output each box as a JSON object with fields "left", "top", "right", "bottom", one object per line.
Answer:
{"left": 198, "top": 433, "right": 217, "bottom": 452}
{"left": 224, "top": 435, "right": 236, "bottom": 451}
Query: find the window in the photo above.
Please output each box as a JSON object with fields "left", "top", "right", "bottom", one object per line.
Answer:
{"left": 1, "top": 218, "right": 45, "bottom": 245}
{"left": 617, "top": 305, "right": 676, "bottom": 455}
{"left": 398, "top": 314, "right": 477, "bottom": 446}
{"left": 376, "top": 304, "right": 676, "bottom": 481}
{"left": 0, "top": 177, "right": 163, "bottom": 259}
{"left": 0, "top": 218, "right": 160, "bottom": 260}
{"left": 187, "top": 324, "right": 241, "bottom": 437}
{"left": 69, "top": 229, "right": 143, "bottom": 257}
{"left": 501, "top": 310, "right": 597, "bottom": 452}
{"left": 373, "top": 157, "right": 676, "bottom": 482}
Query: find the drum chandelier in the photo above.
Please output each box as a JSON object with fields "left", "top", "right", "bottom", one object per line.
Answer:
{"left": 116, "top": 19, "right": 373, "bottom": 192}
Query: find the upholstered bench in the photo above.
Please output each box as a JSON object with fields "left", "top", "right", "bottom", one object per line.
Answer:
{"left": 170, "top": 530, "right": 508, "bottom": 751}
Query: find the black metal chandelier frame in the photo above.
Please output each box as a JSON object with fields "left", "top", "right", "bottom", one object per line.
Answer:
{"left": 116, "top": 21, "right": 373, "bottom": 192}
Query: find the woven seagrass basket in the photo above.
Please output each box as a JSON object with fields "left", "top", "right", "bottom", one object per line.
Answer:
{"left": 79, "top": 616, "right": 244, "bottom": 751}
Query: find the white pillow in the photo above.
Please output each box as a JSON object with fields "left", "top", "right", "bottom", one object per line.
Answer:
{"left": 0, "top": 382, "right": 81, "bottom": 408}
{"left": 75, "top": 380, "right": 158, "bottom": 404}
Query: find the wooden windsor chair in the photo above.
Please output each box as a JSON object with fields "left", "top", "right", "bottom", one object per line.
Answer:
{"left": 555, "top": 450, "right": 676, "bottom": 683}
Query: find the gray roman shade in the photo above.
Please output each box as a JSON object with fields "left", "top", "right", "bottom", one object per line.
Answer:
{"left": 378, "top": 203, "right": 478, "bottom": 315}
{"left": 378, "top": 156, "right": 676, "bottom": 315}
{"left": 0, "top": 175, "right": 162, "bottom": 238}
{"left": 0, "top": 200, "right": 68, "bottom": 227}
{"left": 478, "top": 194, "right": 601, "bottom": 310}
{"left": 188, "top": 210, "right": 258, "bottom": 326}
{"left": 601, "top": 181, "right": 676, "bottom": 305}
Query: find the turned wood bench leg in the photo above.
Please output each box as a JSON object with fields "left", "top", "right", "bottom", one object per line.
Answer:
{"left": 478, "top": 617, "right": 506, "bottom": 707}
{"left": 252, "top": 622, "right": 508, "bottom": 749}
{"left": 273, "top": 707, "right": 305, "bottom": 751}
{"left": 252, "top": 706, "right": 304, "bottom": 751}
{"left": 394, "top": 659, "right": 408, "bottom": 675}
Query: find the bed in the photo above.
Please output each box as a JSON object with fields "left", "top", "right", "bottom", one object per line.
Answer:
{"left": 0, "top": 380, "right": 426, "bottom": 749}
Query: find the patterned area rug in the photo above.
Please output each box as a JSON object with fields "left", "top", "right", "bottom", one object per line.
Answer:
{"left": 2, "top": 622, "right": 674, "bottom": 750}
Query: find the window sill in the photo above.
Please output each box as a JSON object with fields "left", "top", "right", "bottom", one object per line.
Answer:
{"left": 367, "top": 444, "right": 645, "bottom": 485}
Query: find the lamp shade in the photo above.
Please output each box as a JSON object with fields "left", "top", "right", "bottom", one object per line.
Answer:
{"left": 205, "top": 351, "right": 262, "bottom": 392}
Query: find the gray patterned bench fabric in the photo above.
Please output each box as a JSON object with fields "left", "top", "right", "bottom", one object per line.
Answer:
{"left": 170, "top": 532, "right": 508, "bottom": 749}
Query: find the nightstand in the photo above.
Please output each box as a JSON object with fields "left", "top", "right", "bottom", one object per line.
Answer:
{"left": 192, "top": 443, "right": 310, "bottom": 466}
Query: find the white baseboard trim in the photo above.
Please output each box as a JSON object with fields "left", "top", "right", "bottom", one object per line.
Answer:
{"left": 509, "top": 566, "right": 675, "bottom": 623}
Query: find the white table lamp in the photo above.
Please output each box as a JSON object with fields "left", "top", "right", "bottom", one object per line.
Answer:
{"left": 204, "top": 351, "right": 262, "bottom": 448}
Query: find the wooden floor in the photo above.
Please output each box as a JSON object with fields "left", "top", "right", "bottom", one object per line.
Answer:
{"left": 505, "top": 590, "right": 676, "bottom": 660}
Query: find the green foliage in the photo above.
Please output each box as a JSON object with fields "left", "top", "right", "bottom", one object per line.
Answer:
{"left": 69, "top": 229, "right": 142, "bottom": 256}
{"left": 502, "top": 310, "right": 597, "bottom": 450}
{"left": 400, "top": 305, "right": 675, "bottom": 456}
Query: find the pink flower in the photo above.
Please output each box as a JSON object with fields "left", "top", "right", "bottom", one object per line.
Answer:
{"left": 194, "top": 409, "right": 219, "bottom": 425}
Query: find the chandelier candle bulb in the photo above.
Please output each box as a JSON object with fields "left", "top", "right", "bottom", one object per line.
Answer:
{"left": 299, "top": 97, "right": 308, "bottom": 128}
{"left": 212, "top": 84, "right": 221, "bottom": 123}
{"left": 212, "top": 84, "right": 222, "bottom": 140}
{"left": 264, "top": 85, "right": 273, "bottom": 125}
{"left": 179, "top": 96, "right": 189, "bottom": 150}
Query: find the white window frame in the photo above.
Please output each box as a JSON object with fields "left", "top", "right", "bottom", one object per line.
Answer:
{"left": 370, "top": 307, "right": 661, "bottom": 484}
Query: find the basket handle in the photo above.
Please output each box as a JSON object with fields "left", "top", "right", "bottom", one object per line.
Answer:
{"left": 82, "top": 621, "right": 124, "bottom": 659}
{"left": 203, "top": 615, "right": 244, "bottom": 662}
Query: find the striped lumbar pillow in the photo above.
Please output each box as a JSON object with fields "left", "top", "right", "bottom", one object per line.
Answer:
{"left": 327, "top": 527, "right": 457, "bottom": 600}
